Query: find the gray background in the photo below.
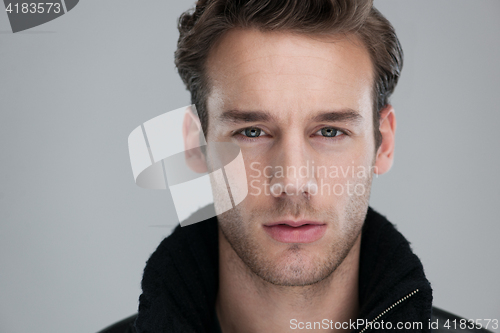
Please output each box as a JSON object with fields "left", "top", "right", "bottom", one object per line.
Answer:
{"left": 0, "top": 1, "right": 498, "bottom": 332}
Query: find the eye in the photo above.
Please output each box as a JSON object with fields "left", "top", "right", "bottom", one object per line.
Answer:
{"left": 240, "top": 127, "right": 266, "bottom": 138}
{"left": 316, "top": 127, "right": 344, "bottom": 138}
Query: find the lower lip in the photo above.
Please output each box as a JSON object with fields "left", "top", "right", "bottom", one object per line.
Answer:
{"left": 263, "top": 224, "right": 327, "bottom": 243}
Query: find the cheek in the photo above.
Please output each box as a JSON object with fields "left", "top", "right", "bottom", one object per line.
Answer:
{"left": 244, "top": 156, "right": 272, "bottom": 202}
{"left": 312, "top": 153, "right": 373, "bottom": 199}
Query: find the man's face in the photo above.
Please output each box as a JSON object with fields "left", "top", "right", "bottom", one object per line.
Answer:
{"left": 205, "top": 29, "right": 377, "bottom": 286}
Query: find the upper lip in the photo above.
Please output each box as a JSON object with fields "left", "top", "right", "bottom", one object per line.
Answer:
{"left": 264, "top": 220, "right": 326, "bottom": 227}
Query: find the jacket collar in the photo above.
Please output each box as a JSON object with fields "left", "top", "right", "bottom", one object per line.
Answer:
{"left": 357, "top": 208, "right": 432, "bottom": 332}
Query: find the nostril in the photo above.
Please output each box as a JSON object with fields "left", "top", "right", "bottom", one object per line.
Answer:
{"left": 270, "top": 183, "right": 283, "bottom": 197}
{"left": 306, "top": 183, "right": 318, "bottom": 193}
{"left": 301, "top": 180, "right": 318, "bottom": 198}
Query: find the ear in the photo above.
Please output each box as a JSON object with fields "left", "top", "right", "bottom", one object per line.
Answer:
{"left": 182, "top": 106, "right": 208, "bottom": 173}
{"left": 374, "top": 105, "right": 396, "bottom": 175}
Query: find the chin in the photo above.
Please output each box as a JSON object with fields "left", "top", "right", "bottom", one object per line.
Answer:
{"left": 254, "top": 244, "right": 337, "bottom": 286}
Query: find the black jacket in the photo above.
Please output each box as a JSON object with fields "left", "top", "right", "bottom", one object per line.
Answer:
{"left": 99, "top": 207, "right": 492, "bottom": 332}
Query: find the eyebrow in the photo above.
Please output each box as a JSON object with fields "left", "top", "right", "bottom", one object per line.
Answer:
{"left": 218, "top": 110, "right": 275, "bottom": 124}
{"left": 311, "top": 109, "right": 363, "bottom": 124}
{"left": 217, "top": 109, "right": 363, "bottom": 124}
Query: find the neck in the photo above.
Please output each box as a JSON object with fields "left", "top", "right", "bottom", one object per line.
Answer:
{"left": 216, "top": 228, "right": 361, "bottom": 333}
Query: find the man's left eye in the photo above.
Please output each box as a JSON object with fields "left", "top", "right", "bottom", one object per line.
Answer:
{"left": 316, "top": 127, "right": 343, "bottom": 137}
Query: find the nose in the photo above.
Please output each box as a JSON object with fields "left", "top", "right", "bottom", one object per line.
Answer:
{"left": 268, "top": 136, "right": 318, "bottom": 199}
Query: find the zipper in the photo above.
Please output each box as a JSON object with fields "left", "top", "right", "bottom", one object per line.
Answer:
{"left": 358, "top": 289, "right": 420, "bottom": 333}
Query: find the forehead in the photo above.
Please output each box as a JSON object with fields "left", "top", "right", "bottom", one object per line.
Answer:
{"left": 205, "top": 28, "right": 374, "bottom": 123}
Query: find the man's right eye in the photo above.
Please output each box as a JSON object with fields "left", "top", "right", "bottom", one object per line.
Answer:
{"left": 239, "top": 127, "right": 266, "bottom": 138}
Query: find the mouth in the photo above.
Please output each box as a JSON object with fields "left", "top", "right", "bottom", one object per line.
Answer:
{"left": 263, "top": 220, "right": 327, "bottom": 243}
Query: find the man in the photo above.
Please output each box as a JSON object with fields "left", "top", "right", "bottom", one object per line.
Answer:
{"left": 100, "top": 0, "right": 492, "bottom": 332}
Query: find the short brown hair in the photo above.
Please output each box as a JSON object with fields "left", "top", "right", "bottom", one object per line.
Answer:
{"left": 175, "top": 0, "right": 403, "bottom": 149}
